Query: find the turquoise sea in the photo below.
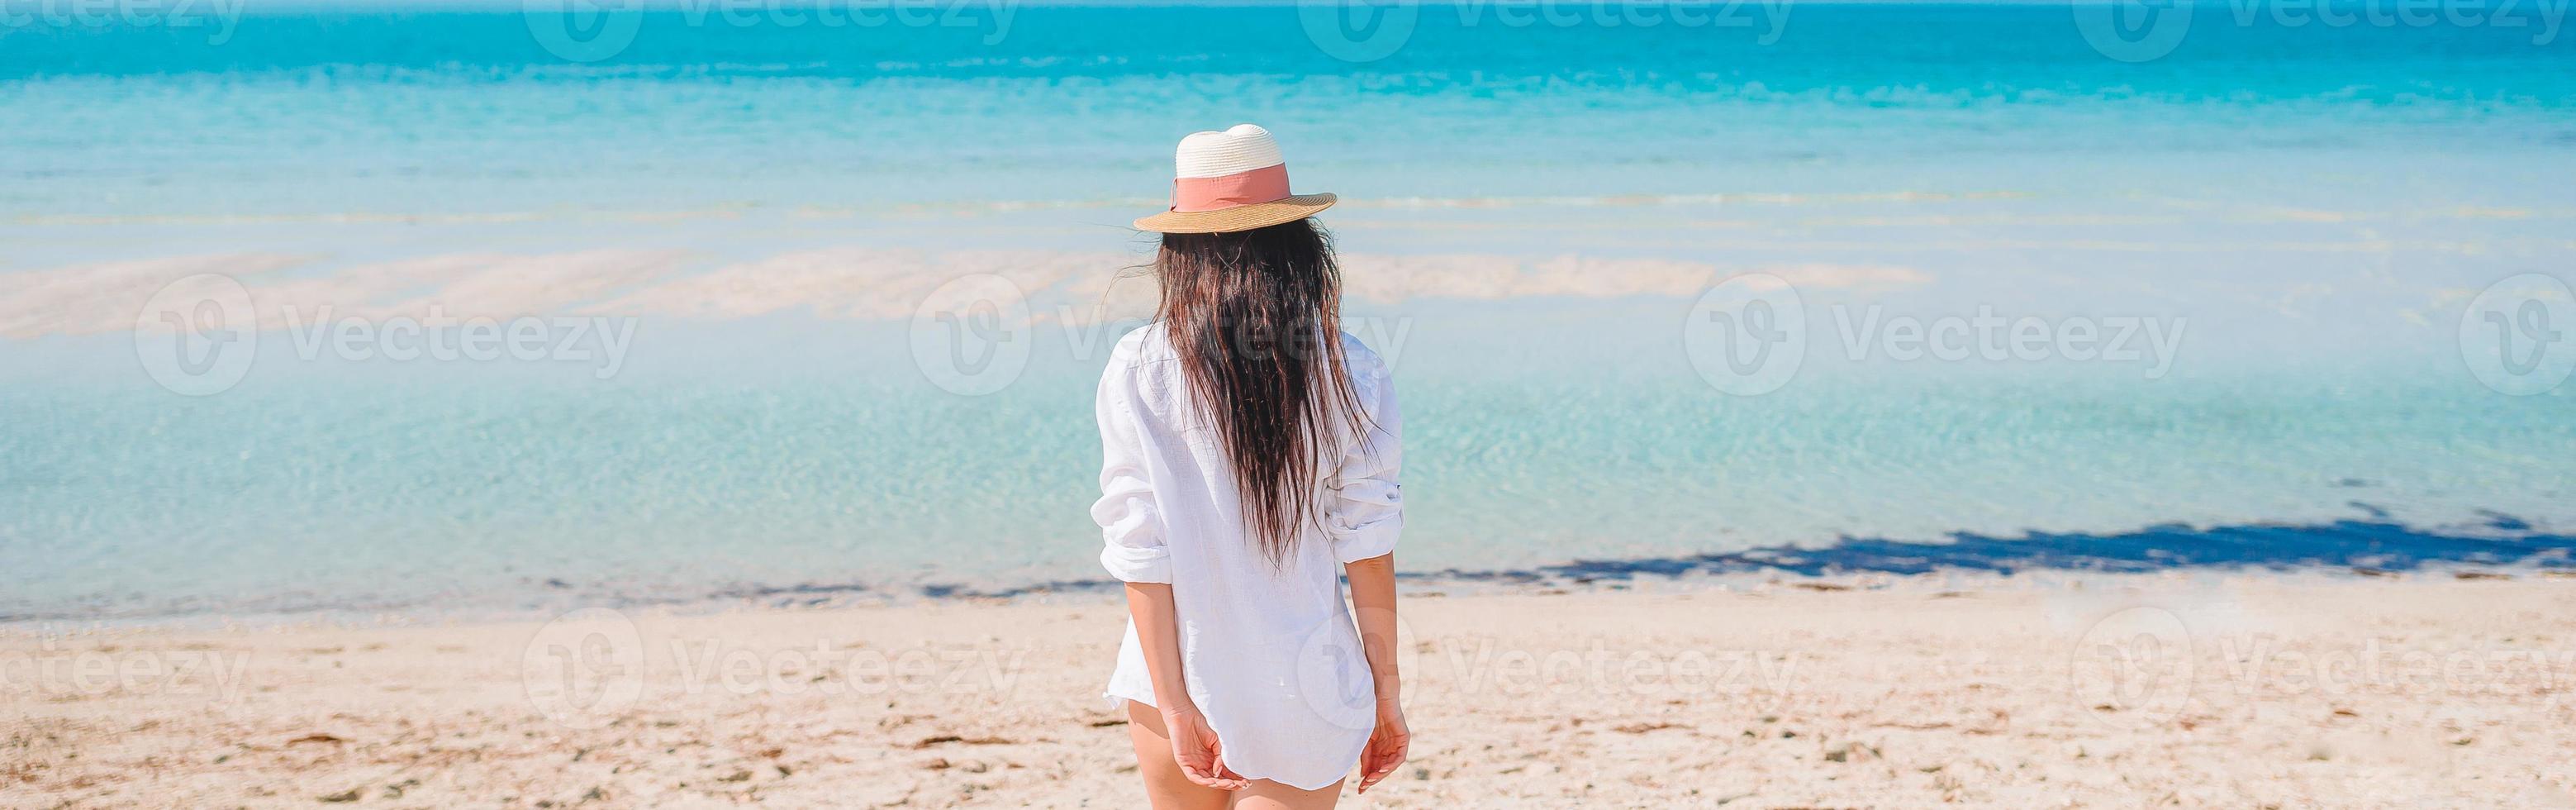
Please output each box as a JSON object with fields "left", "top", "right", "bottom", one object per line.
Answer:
{"left": 3, "top": 2, "right": 2574, "bottom": 621}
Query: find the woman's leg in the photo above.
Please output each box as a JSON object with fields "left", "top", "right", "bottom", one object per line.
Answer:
{"left": 1227, "top": 779, "right": 1343, "bottom": 810}
{"left": 1124, "top": 699, "right": 1231, "bottom": 810}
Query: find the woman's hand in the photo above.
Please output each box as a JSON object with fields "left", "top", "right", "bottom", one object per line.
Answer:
{"left": 1356, "top": 698, "right": 1409, "bottom": 793}
{"left": 1162, "top": 704, "right": 1247, "bottom": 790}
{"left": 1344, "top": 553, "right": 1407, "bottom": 794}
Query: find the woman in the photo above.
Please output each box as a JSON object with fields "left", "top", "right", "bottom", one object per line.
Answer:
{"left": 1092, "top": 124, "right": 1409, "bottom": 809}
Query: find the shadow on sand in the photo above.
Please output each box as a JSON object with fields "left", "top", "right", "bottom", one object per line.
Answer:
{"left": 1471, "top": 512, "right": 2573, "bottom": 585}
{"left": 925, "top": 511, "right": 2574, "bottom": 599}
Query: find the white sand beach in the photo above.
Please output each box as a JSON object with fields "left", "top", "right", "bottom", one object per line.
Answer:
{"left": 8, "top": 573, "right": 2574, "bottom": 808}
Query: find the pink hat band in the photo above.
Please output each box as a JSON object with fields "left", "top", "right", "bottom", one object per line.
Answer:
{"left": 1169, "top": 164, "right": 1291, "bottom": 213}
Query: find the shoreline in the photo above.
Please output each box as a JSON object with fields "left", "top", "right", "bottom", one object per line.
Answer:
{"left": 10, "top": 561, "right": 2572, "bottom": 635}
{"left": 9, "top": 513, "right": 2570, "bottom": 631}
{"left": 8, "top": 574, "right": 2572, "bottom": 807}
{"left": 10, "top": 560, "right": 2572, "bottom": 635}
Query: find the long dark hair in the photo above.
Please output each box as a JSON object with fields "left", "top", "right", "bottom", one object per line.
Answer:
{"left": 1153, "top": 217, "right": 1364, "bottom": 565}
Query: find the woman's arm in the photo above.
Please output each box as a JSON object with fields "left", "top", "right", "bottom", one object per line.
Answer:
{"left": 1344, "top": 552, "right": 1409, "bottom": 793}
{"left": 1325, "top": 348, "right": 1407, "bottom": 793}
{"left": 1126, "top": 582, "right": 1246, "bottom": 790}
{"left": 1094, "top": 345, "right": 1241, "bottom": 789}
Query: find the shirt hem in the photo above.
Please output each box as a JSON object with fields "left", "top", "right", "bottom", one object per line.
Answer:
{"left": 1102, "top": 686, "right": 1155, "bottom": 712}
{"left": 1100, "top": 688, "right": 1362, "bottom": 792}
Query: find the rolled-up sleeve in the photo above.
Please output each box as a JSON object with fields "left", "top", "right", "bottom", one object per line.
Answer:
{"left": 1325, "top": 353, "right": 1403, "bottom": 564}
{"left": 1091, "top": 359, "right": 1172, "bottom": 584}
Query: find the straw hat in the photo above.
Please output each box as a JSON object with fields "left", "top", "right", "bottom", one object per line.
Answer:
{"left": 1133, "top": 124, "right": 1338, "bottom": 234}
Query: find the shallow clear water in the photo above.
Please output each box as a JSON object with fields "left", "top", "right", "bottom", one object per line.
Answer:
{"left": 3, "top": 3, "right": 2573, "bottom": 621}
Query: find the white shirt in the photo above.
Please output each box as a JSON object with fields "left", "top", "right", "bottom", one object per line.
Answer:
{"left": 1092, "top": 324, "right": 1403, "bottom": 791}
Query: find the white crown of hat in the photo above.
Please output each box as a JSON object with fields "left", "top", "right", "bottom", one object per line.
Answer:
{"left": 1174, "top": 124, "right": 1286, "bottom": 179}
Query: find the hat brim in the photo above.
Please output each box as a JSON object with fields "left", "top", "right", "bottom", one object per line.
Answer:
{"left": 1133, "top": 193, "right": 1337, "bottom": 234}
